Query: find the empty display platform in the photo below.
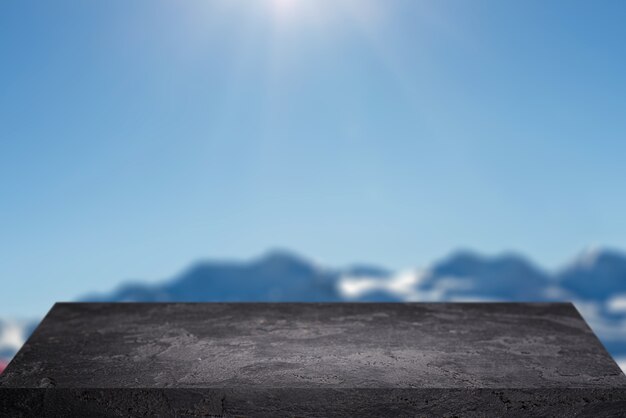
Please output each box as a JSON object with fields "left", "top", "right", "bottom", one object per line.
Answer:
{"left": 1, "top": 302, "right": 625, "bottom": 417}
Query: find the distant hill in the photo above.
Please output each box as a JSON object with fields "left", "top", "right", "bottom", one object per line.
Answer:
{"left": 84, "top": 250, "right": 342, "bottom": 303}
{"left": 559, "top": 248, "right": 626, "bottom": 301}
{"left": 422, "top": 250, "right": 551, "bottom": 300}
{"left": 2, "top": 248, "right": 626, "bottom": 373}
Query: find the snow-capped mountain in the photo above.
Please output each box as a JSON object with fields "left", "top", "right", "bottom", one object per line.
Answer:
{"left": 2, "top": 248, "right": 626, "bottom": 373}
{"left": 0, "top": 319, "right": 37, "bottom": 372}
{"left": 559, "top": 248, "right": 626, "bottom": 302}
{"left": 339, "top": 251, "right": 553, "bottom": 302}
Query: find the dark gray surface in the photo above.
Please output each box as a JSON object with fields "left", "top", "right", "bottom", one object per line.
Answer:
{"left": 1, "top": 303, "right": 625, "bottom": 417}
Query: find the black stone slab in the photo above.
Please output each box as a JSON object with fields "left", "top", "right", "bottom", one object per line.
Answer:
{"left": 1, "top": 303, "right": 625, "bottom": 417}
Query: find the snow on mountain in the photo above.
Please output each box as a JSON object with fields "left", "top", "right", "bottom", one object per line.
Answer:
{"left": 0, "top": 319, "right": 36, "bottom": 371}
{"left": 340, "top": 269, "right": 425, "bottom": 300}
{"left": 0, "top": 320, "right": 29, "bottom": 353}
{"left": 608, "top": 295, "right": 626, "bottom": 314}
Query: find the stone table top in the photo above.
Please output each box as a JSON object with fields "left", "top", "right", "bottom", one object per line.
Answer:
{"left": 1, "top": 302, "right": 625, "bottom": 417}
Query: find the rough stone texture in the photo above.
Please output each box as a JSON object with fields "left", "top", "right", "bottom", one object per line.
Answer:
{"left": 1, "top": 302, "right": 625, "bottom": 417}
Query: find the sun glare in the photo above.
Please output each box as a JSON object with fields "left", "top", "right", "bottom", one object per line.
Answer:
{"left": 265, "top": 0, "right": 384, "bottom": 30}
{"left": 270, "top": 0, "right": 299, "bottom": 22}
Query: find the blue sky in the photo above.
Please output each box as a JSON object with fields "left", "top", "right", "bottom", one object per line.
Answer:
{"left": 2, "top": 0, "right": 626, "bottom": 317}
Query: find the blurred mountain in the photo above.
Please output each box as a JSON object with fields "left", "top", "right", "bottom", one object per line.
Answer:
{"left": 558, "top": 248, "right": 626, "bottom": 301}
{"left": 84, "top": 250, "right": 342, "bottom": 303}
{"left": 2, "top": 248, "right": 626, "bottom": 373}
{"left": 424, "top": 250, "right": 551, "bottom": 300}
